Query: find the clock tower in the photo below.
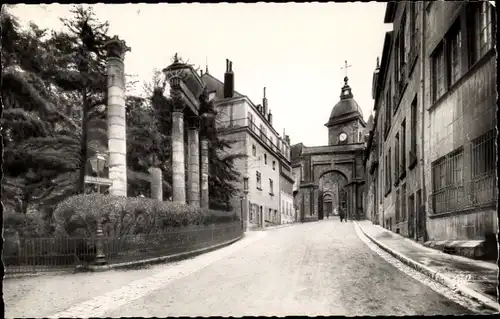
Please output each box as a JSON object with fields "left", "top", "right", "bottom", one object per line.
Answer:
{"left": 325, "top": 76, "right": 366, "bottom": 146}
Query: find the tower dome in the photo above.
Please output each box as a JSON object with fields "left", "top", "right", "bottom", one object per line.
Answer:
{"left": 326, "top": 76, "right": 363, "bottom": 127}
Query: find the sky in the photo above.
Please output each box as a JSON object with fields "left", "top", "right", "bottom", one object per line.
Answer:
{"left": 9, "top": 3, "right": 392, "bottom": 147}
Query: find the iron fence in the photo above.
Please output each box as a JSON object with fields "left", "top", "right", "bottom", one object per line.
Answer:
{"left": 3, "top": 222, "right": 242, "bottom": 275}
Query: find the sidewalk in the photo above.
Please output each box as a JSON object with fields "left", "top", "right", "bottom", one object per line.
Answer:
{"left": 252, "top": 223, "right": 294, "bottom": 232}
{"left": 356, "top": 220, "right": 499, "bottom": 312}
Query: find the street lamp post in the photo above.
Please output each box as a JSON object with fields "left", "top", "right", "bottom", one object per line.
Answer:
{"left": 89, "top": 152, "right": 107, "bottom": 265}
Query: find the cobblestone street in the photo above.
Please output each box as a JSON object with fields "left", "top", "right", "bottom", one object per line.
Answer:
{"left": 5, "top": 219, "right": 493, "bottom": 318}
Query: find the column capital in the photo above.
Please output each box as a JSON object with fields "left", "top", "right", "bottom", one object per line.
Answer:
{"left": 171, "top": 95, "right": 185, "bottom": 113}
{"left": 188, "top": 116, "right": 201, "bottom": 130}
{"left": 105, "top": 35, "right": 131, "bottom": 60}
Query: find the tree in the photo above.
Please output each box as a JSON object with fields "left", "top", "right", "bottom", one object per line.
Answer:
{"left": 207, "top": 116, "right": 247, "bottom": 210}
{"left": 125, "top": 94, "right": 172, "bottom": 198}
{"left": 49, "top": 5, "right": 111, "bottom": 194}
{"left": 1, "top": 10, "right": 79, "bottom": 229}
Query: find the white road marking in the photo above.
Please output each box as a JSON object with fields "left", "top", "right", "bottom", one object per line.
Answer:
{"left": 49, "top": 232, "right": 267, "bottom": 318}
{"left": 353, "top": 223, "right": 495, "bottom": 314}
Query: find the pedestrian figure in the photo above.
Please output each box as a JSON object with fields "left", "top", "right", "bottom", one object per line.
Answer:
{"left": 326, "top": 209, "right": 330, "bottom": 219}
{"left": 339, "top": 208, "right": 345, "bottom": 222}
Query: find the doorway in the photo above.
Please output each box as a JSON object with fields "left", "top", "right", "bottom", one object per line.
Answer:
{"left": 408, "top": 194, "right": 415, "bottom": 239}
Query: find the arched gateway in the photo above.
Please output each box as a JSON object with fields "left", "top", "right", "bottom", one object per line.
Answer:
{"left": 318, "top": 170, "right": 347, "bottom": 219}
{"left": 290, "top": 75, "right": 367, "bottom": 222}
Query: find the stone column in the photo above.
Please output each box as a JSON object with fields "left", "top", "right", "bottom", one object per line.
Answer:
{"left": 187, "top": 116, "right": 201, "bottom": 207}
{"left": 200, "top": 138, "right": 209, "bottom": 209}
{"left": 171, "top": 98, "right": 186, "bottom": 204}
{"left": 105, "top": 36, "right": 130, "bottom": 197}
{"left": 149, "top": 167, "right": 163, "bottom": 201}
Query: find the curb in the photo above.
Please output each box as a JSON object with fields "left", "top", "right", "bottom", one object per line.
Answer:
{"left": 85, "top": 234, "right": 245, "bottom": 272}
{"left": 354, "top": 221, "right": 500, "bottom": 313}
{"left": 259, "top": 223, "right": 294, "bottom": 231}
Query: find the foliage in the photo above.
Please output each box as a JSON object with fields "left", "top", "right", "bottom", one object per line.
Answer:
{"left": 126, "top": 90, "right": 173, "bottom": 198}
{"left": 205, "top": 108, "right": 247, "bottom": 210}
{"left": 1, "top": 10, "right": 81, "bottom": 217}
{"left": 50, "top": 5, "right": 111, "bottom": 193}
{"left": 53, "top": 194, "right": 240, "bottom": 238}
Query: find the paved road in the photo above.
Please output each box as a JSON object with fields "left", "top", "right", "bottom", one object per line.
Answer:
{"left": 5, "top": 219, "right": 488, "bottom": 317}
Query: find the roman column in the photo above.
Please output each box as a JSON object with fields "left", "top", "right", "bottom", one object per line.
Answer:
{"left": 105, "top": 36, "right": 130, "bottom": 197}
{"left": 171, "top": 83, "right": 186, "bottom": 204}
{"left": 149, "top": 167, "right": 163, "bottom": 201}
{"left": 187, "top": 116, "right": 201, "bottom": 207}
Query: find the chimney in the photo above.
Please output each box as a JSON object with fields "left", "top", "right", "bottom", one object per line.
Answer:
{"left": 285, "top": 135, "right": 290, "bottom": 145}
{"left": 268, "top": 109, "right": 273, "bottom": 125}
{"left": 200, "top": 69, "right": 204, "bottom": 77}
{"left": 262, "top": 87, "right": 268, "bottom": 116}
{"left": 224, "top": 59, "right": 234, "bottom": 98}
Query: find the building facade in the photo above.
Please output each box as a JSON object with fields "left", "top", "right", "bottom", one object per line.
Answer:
{"left": 202, "top": 59, "right": 293, "bottom": 230}
{"left": 292, "top": 77, "right": 366, "bottom": 222}
{"left": 364, "top": 1, "right": 497, "bottom": 257}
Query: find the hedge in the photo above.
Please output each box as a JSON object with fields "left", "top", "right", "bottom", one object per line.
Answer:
{"left": 52, "top": 194, "right": 240, "bottom": 238}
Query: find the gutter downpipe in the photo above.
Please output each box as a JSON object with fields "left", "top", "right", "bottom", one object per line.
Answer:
{"left": 418, "top": 2, "right": 427, "bottom": 242}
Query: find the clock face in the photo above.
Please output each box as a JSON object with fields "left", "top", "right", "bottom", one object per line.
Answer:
{"left": 339, "top": 133, "right": 347, "bottom": 142}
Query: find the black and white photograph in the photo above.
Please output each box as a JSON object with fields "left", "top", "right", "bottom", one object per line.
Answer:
{"left": 2, "top": 1, "right": 499, "bottom": 317}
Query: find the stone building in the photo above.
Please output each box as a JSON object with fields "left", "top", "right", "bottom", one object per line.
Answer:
{"left": 291, "top": 77, "right": 366, "bottom": 222}
{"left": 364, "top": 1, "right": 497, "bottom": 258}
{"left": 201, "top": 60, "right": 293, "bottom": 230}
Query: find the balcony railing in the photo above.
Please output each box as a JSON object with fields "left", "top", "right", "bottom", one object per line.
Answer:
{"left": 216, "top": 117, "right": 291, "bottom": 160}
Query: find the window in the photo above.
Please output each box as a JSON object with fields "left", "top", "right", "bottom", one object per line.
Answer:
{"left": 272, "top": 161, "right": 276, "bottom": 170}
{"left": 409, "top": 2, "right": 417, "bottom": 55}
{"left": 388, "top": 148, "right": 392, "bottom": 189}
{"left": 472, "top": 130, "right": 495, "bottom": 178}
{"left": 252, "top": 144, "right": 256, "bottom": 156}
{"left": 410, "top": 97, "right": 417, "bottom": 162}
{"left": 395, "top": 36, "right": 400, "bottom": 84}
{"left": 395, "top": 132, "right": 400, "bottom": 183}
{"left": 399, "top": 13, "right": 406, "bottom": 79}
{"left": 264, "top": 154, "right": 267, "bottom": 164}
{"left": 408, "top": 193, "right": 415, "bottom": 231}
{"left": 471, "top": 130, "right": 496, "bottom": 205}
{"left": 432, "top": 43, "right": 446, "bottom": 101}
{"left": 402, "top": 183, "right": 407, "bottom": 222}
{"left": 385, "top": 148, "right": 392, "bottom": 195}
{"left": 401, "top": 120, "right": 406, "bottom": 176}
{"left": 269, "top": 179, "right": 274, "bottom": 195}
{"left": 384, "top": 83, "right": 392, "bottom": 138}
{"left": 448, "top": 23, "right": 462, "bottom": 85}
{"left": 431, "top": 148, "right": 464, "bottom": 214}
{"left": 260, "top": 124, "right": 265, "bottom": 139}
{"left": 256, "top": 171, "right": 262, "bottom": 190}
{"left": 469, "top": 1, "right": 494, "bottom": 65}
{"left": 395, "top": 189, "right": 400, "bottom": 223}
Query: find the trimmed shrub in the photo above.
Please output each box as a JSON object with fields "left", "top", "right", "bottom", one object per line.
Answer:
{"left": 52, "top": 194, "right": 240, "bottom": 238}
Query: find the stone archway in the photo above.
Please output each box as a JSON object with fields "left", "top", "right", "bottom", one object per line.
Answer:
{"left": 323, "top": 192, "right": 333, "bottom": 218}
{"left": 318, "top": 170, "right": 348, "bottom": 220}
